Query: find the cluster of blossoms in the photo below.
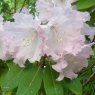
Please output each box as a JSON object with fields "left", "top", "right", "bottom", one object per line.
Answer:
{"left": 0, "top": 0, "right": 95, "bottom": 81}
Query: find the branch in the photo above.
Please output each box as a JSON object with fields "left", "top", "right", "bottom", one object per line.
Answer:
{"left": 19, "top": 0, "right": 27, "bottom": 12}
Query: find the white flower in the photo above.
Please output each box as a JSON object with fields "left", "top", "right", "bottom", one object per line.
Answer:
{"left": 36, "top": 0, "right": 89, "bottom": 23}
{"left": 36, "top": 0, "right": 54, "bottom": 21}
{"left": 42, "top": 5, "right": 90, "bottom": 56}
{"left": 40, "top": 2, "right": 93, "bottom": 80}
{"left": 52, "top": 0, "right": 77, "bottom": 6}
{"left": 52, "top": 46, "right": 93, "bottom": 81}
{"left": 0, "top": 12, "right": 45, "bottom": 67}
{"left": 0, "top": 0, "right": 94, "bottom": 81}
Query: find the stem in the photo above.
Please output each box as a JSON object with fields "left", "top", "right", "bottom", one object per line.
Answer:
{"left": 79, "top": 62, "right": 95, "bottom": 76}
{"left": 19, "top": 0, "right": 27, "bottom": 12}
{"left": 83, "top": 73, "right": 95, "bottom": 86}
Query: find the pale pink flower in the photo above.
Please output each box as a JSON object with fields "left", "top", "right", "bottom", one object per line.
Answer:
{"left": 0, "top": 0, "right": 94, "bottom": 81}
{"left": 0, "top": 12, "right": 45, "bottom": 67}
{"left": 52, "top": 46, "right": 93, "bottom": 81}
{"left": 52, "top": 0, "right": 77, "bottom": 6}
{"left": 36, "top": 0, "right": 79, "bottom": 22}
{"left": 42, "top": 5, "right": 90, "bottom": 56}
{"left": 36, "top": 0, "right": 54, "bottom": 21}
{"left": 39, "top": 2, "right": 93, "bottom": 80}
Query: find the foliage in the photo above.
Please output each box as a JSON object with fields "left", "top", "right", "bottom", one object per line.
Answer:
{"left": 0, "top": 0, "right": 95, "bottom": 95}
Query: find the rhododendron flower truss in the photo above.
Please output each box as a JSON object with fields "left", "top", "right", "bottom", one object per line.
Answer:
{"left": 0, "top": 0, "right": 95, "bottom": 81}
{"left": 0, "top": 11, "right": 45, "bottom": 67}
{"left": 36, "top": 0, "right": 95, "bottom": 80}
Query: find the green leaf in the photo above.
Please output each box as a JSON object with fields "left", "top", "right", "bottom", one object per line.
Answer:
{"left": 1, "top": 62, "right": 22, "bottom": 90}
{"left": 64, "top": 78, "right": 82, "bottom": 95}
{"left": 88, "top": 10, "right": 95, "bottom": 26}
{"left": 17, "top": 65, "right": 42, "bottom": 95}
{"left": 0, "top": 61, "right": 8, "bottom": 86}
{"left": 43, "top": 66, "right": 64, "bottom": 95}
{"left": 1, "top": 62, "right": 42, "bottom": 95}
{"left": 77, "top": 0, "right": 95, "bottom": 10}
